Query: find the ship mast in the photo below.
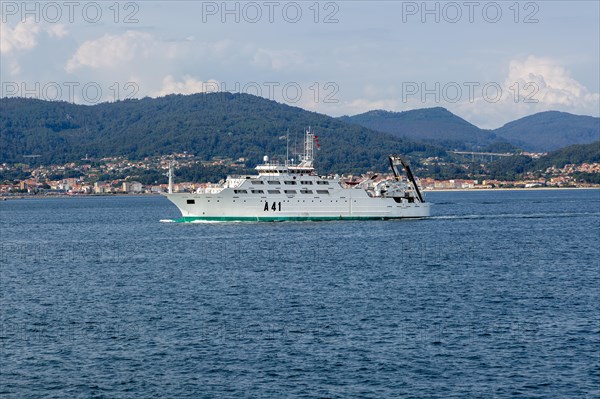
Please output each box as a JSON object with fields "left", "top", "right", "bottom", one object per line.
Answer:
{"left": 168, "top": 161, "right": 174, "bottom": 194}
{"left": 300, "top": 127, "right": 314, "bottom": 167}
{"left": 286, "top": 129, "right": 290, "bottom": 167}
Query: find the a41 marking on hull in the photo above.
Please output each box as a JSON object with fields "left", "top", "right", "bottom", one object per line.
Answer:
{"left": 264, "top": 201, "right": 282, "bottom": 212}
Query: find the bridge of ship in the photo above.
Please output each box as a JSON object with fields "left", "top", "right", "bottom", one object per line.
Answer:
{"left": 255, "top": 164, "right": 315, "bottom": 176}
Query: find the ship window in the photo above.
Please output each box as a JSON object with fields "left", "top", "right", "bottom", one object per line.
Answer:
{"left": 284, "top": 181, "right": 297, "bottom": 185}
{"left": 300, "top": 190, "right": 313, "bottom": 194}
{"left": 234, "top": 190, "right": 247, "bottom": 194}
{"left": 268, "top": 190, "right": 280, "bottom": 194}
{"left": 250, "top": 180, "right": 263, "bottom": 185}
{"left": 316, "top": 190, "right": 329, "bottom": 194}
{"left": 186, "top": 199, "right": 195, "bottom": 204}
{"left": 284, "top": 190, "right": 297, "bottom": 194}
{"left": 251, "top": 190, "right": 264, "bottom": 194}
{"left": 267, "top": 181, "right": 280, "bottom": 185}
{"left": 300, "top": 181, "right": 313, "bottom": 185}
{"left": 316, "top": 181, "right": 329, "bottom": 185}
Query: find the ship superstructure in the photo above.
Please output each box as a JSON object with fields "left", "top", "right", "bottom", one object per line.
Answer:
{"left": 165, "top": 129, "right": 430, "bottom": 221}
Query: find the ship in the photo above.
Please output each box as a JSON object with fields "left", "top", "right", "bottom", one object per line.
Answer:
{"left": 165, "top": 129, "right": 430, "bottom": 221}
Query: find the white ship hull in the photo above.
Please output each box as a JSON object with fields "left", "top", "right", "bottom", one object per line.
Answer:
{"left": 164, "top": 129, "right": 430, "bottom": 222}
{"left": 166, "top": 189, "right": 430, "bottom": 222}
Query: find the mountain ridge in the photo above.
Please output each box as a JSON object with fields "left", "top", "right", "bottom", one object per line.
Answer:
{"left": 493, "top": 111, "right": 600, "bottom": 152}
{"left": 339, "top": 107, "right": 499, "bottom": 150}
{"left": 341, "top": 107, "right": 599, "bottom": 152}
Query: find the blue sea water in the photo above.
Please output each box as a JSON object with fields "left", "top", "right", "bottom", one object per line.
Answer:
{"left": 1, "top": 189, "right": 599, "bottom": 398}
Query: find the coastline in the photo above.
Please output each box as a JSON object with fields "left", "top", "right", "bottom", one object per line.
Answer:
{"left": 2, "top": 186, "right": 599, "bottom": 200}
{"left": 0, "top": 193, "right": 163, "bottom": 200}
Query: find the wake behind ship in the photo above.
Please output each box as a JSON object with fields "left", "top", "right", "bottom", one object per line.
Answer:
{"left": 165, "top": 129, "right": 430, "bottom": 221}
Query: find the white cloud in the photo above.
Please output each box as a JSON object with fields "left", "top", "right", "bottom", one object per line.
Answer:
{"left": 57, "top": 34, "right": 249, "bottom": 102}
{"left": 151, "top": 75, "right": 220, "bottom": 97}
{"left": 46, "top": 24, "right": 68, "bottom": 39}
{"left": 8, "top": 59, "right": 21, "bottom": 75}
{"left": 505, "top": 55, "right": 599, "bottom": 107}
{"left": 252, "top": 48, "right": 305, "bottom": 71}
{"left": 452, "top": 56, "right": 600, "bottom": 128}
{"left": 364, "top": 84, "right": 380, "bottom": 98}
{"left": 212, "top": 39, "right": 233, "bottom": 55}
{"left": 63, "top": 33, "right": 246, "bottom": 96}
{"left": 298, "top": 96, "right": 405, "bottom": 118}
{"left": 65, "top": 31, "right": 157, "bottom": 72}
{"left": 1, "top": 19, "right": 40, "bottom": 54}
{"left": 0, "top": 18, "right": 67, "bottom": 55}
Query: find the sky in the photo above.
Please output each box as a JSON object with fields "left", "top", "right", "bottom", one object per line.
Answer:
{"left": 1, "top": 1, "right": 599, "bottom": 128}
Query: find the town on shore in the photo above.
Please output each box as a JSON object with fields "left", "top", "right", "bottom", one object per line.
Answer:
{"left": 1, "top": 154, "right": 599, "bottom": 197}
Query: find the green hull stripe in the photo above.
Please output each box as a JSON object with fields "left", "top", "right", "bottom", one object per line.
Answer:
{"left": 171, "top": 215, "right": 426, "bottom": 222}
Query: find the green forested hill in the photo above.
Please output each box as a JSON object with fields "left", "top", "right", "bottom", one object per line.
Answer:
{"left": 0, "top": 94, "right": 445, "bottom": 174}
{"left": 534, "top": 141, "right": 600, "bottom": 169}
{"left": 339, "top": 107, "right": 501, "bottom": 149}
{"left": 493, "top": 111, "right": 600, "bottom": 152}
{"left": 485, "top": 141, "right": 600, "bottom": 180}
{"left": 340, "top": 108, "right": 600, "bottom": 152}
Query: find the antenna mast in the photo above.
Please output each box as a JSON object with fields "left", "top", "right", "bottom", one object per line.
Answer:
{"left": 300, "top": 127, "right": 314, "bottom": 167}
{"left": 168, "top": 161, "right": 174, "bottom": 194}
{"left": 286, "top": 129, "right": 289, "bottom": 166}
